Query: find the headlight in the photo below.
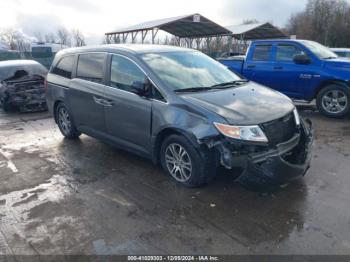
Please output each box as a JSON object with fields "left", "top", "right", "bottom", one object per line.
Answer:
{"left": 214, "top": 122, "right": 268, "bottom": 142}
{"left": 293, "top": 108, "right": 301, "bottom": 126}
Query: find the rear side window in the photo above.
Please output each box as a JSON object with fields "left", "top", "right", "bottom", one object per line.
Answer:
{"left": 276, "top": 45, "right": 305, "bottom": 61}
{"left": 252, "top": 45, "right": 272, "bottom": 61}
{"left": 77, "top": 53, "right": 105, "bottom": 84}
{"left": 51, "top": 55, "right": 75, "bottom": 79}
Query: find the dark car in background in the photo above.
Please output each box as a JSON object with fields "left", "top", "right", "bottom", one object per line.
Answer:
{"left": 46, "top": 45, "right": 313, "bottom": 190}
{"left": 0, "top": 60, "right": 48, "bottom": 112}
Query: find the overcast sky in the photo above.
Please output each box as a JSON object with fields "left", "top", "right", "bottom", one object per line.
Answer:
{"left": 0, "top": 0, "right": 309, "bottom": 44}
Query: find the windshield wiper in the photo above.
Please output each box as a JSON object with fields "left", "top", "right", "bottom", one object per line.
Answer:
{"left": 174, "top": 87, "right": 214, "bottom": 93}
{"left": 323, "top": 56, "right": 337, "bottom": 60}
{"left": 211, "top": 79, "right": 249, "bottom": 88}
{"left": 174, "top": 80, "right": 250, "bottom": 93}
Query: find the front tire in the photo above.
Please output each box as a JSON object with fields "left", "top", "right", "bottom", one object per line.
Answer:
{"left": 55, "top": 103, "right": 81, "bottom": 139}
{"left": 160, "top": 134, "right": 218, "bottom": 187}
{"left": 316, "top": 84, "right": 350, "bottom": 118}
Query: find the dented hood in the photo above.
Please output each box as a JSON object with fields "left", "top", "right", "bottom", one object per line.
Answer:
{"left": 181, "top": 82, "right": 295, "bottom": 125}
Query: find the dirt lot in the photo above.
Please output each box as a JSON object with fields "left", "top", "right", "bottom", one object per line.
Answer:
{"left": 0, "top": 107, "right": 350, "bottom": 255}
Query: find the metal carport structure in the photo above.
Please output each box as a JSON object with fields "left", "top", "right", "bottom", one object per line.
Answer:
{"left": 226, "top": 22, "right": 287, "bottom": 41}
{"left": 105, "top": 13, "right": 232, "bottom": 49}
{"left": 225, "top": 22, "right": 287, "bottom": 54}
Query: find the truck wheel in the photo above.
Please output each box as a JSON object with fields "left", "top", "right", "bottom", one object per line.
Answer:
{"left": 55, "top": 103, "right": 81, "bottom": 139}
{"left": 316, "top": 84, "right": 350, "bottom": 118}
{"left": 160, "top": 134, "right": 218, "bottom": 188}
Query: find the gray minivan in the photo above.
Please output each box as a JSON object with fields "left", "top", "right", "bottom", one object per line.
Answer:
{"left": 46, "top": 45, "right": 313, "bottom": 190}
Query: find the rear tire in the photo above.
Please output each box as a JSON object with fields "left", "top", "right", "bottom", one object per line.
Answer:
{"left": 55, "top": 102, "right": 81, "bottom": 139}
{"left": 316, "top": 84, "right": 350, "bottom": 118}
{"left": 160, "top": 134, "right": 218, "bottom": 188}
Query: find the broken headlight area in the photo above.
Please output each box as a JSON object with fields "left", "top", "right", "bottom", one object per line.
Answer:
{"left": 0, "top": 76, "right": 47, "bottom": 113}
{"left": 208, "top": 118, "right": 313, "bottom": 191}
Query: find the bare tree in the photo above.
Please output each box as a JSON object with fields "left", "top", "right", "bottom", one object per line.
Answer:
{"left": 286, "top": 0, "right": 350, "bottom": 47}
{"left": 71, "top": 29, "right": 86, "bottom": 47}
{"left": 33, "top": 31, "right": 44, "bottom": 42}
{"left": 0, "top": 28, "right": 30, "bottom": 51}
{"left": 0, "top": 28, "right": 18, "bottom": 50}
{"left": 57, "top": 27, "right": 71, "bottom": 46}
{"left": 44, "top": 33, "right": 57, "bottom": 43}
{"left": 242, "top": 19, "right": 259, "bottom": 25}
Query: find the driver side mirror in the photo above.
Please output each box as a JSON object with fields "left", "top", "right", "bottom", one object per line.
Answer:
{"left": 130, "top": 77, "right": 152, "bottom": 96}
{"left": 293, "top": 54, "right": 311, "bottom": 65}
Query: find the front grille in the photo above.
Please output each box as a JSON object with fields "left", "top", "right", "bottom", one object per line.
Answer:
{"left": 261, "top": 112, "right": 297, "bottom": 147}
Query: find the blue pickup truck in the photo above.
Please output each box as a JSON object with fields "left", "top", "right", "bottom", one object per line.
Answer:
{"left": 219, "top": 39, "right": 350, "bottom": 117}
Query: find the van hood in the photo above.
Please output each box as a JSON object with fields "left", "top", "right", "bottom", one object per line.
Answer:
{"left": 181, "top": 82, "right": 294, "bottom": 125}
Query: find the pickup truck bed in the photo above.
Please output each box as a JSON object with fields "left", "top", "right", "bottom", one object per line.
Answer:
{"left": 219, "top": 56, "right": 245, "bottom": 74}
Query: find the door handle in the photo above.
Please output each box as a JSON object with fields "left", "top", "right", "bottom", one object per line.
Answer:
{"left": 274, "top": 66, "right": 283, "bottom": 70}
{"left": 103, "top": 100, "right": 114, "bottom": 107}
{"left": 247, "top": 65, "right": 256, "bottom": 69}
{"left": 94, "top": 96, "right": 114, "bottom": 107}
{"left": 93, "top": 96, "right": 105, "bottom": 105}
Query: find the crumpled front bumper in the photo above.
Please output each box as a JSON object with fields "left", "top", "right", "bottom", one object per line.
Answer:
{"left": 217, "top": 119, "right": 314, "bottom": 191}
{"left": 0, "top": 86, "right": 47, "bottom": 112}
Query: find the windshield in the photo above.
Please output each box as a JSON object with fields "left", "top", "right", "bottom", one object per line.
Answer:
{"left": 141, "top": 51, "right": 241, "bottom": 91}
{"left": 301, "top": 40, "right": 338, "bottom": 59}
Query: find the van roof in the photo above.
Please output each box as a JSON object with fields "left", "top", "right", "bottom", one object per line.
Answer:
{"left": 58, "top": 44, "right": 194, "bottom": 56}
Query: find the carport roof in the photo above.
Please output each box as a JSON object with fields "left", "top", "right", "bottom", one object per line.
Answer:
{"left": 226, "top": 22, "right": 286, "bottom": 40}
{"left": 105, "top": 13, "right": 232, "bottom": 38}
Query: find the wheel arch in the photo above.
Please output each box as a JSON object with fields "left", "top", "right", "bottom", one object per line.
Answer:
{"left": 151, "top": 127, "right": 201, "bottom": 164}
{"left": 313, "top": 79, "right": 350, "bottom": 99}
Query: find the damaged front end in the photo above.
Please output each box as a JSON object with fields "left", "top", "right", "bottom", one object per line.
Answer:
{"left": 206, "top": 113, "right": 314, "bottom": 191}
{"left": 0, "top": 76, "right": 47, "bottom": 113}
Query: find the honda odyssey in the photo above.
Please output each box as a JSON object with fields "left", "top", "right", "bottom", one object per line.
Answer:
{"left": 46, "top": 45, "right": 313, "bottom": 190}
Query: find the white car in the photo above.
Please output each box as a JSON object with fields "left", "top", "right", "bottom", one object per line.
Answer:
{"left": 331, "top": 48, "right": 350, "bottom": 58}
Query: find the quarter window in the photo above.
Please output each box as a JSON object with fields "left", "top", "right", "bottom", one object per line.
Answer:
{"left": 109, "top": 55, "right": 146, "bottom": 93}
{"left": 276, "top": 45, "right": 306, "bottom": 61}
{"left": 252, "top": 45, "right": 272, "bottom": 61}
{"left": 51, "top": 55, "right": 75, "bottom": 79}
{"left": 77, "top": 53, "right": 105, "bottom": 83}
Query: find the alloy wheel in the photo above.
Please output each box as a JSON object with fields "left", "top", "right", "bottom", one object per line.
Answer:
{"left": 58, "top": 107, "right": 72, "bottom": 134}
{"left": 165, "top": 143, "right": 192, "bottom": 182}
{"left": 321, "top": 90, "right": 348, "bottom": 114}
